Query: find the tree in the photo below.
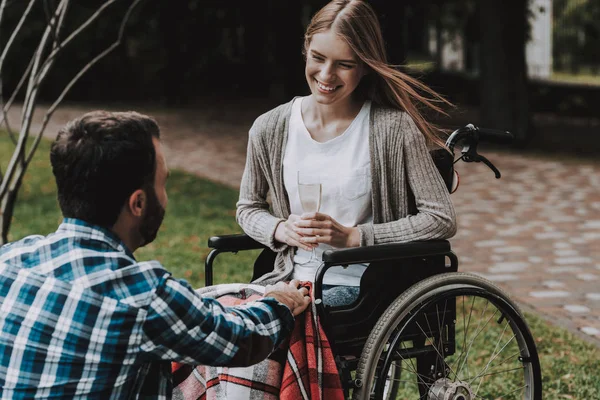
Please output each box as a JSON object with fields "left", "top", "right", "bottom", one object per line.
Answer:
{"left": 0, "top": 0, "right": 144, "bottom": 244}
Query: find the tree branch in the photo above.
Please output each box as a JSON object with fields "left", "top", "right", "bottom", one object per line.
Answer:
{"left": 0, "top": 0, "right": 37, "bottom": 71}
{"left": 0, "top": 55, "right": 35, "bottom": 142}
{"left": 0, "top": 0, "right": 37, "bottom": 144}
{"left": 34, "top": 0, "right": 120, "bottom": 85}
{"left": 0, "top": 0, "right": 66, "bottom": 200}
{"left": 28, "top": 0, "right": 145, "bottom": 164}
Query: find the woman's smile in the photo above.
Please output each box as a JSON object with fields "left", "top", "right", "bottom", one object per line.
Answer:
{"left": 315, "top": 79, "right": 339, "bottom": 93}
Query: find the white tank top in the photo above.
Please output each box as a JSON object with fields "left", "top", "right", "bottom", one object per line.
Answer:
{"left": 283, "top": 97, "right": 372, "bottom": 286}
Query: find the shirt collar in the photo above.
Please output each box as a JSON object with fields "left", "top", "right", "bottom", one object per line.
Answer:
{"left": 57, "top": 218, "right": 135, "bottom": 259}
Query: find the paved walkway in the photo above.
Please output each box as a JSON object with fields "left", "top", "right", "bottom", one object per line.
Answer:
{"left": 9, "top": 102, "right": 600, "bottom": 346}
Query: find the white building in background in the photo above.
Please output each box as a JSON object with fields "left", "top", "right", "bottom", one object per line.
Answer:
{"left": 430, "top": 0, "right": 553, "bottom": 79}
{"left": 526, "top": 0, "right": 553, "bottom": 78}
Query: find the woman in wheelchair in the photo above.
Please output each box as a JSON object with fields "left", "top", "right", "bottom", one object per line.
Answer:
{"left": 237, "top": 0, "right": 456, "bottom": 307}
{"left": 191, "top": 1, "right": 542, "bottom": 399}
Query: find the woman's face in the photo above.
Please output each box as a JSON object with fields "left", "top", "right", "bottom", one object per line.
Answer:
{"left": 305, "top": 30, "right": 365, "bottom": 106}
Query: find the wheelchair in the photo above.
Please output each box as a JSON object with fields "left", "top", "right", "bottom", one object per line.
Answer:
{"left": 204, "top": 125, "right": 542, "bottom": 400}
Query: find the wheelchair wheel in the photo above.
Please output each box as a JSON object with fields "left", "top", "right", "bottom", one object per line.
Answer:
{"left": 353, "top": 273, "right": 541, "bottom": 400}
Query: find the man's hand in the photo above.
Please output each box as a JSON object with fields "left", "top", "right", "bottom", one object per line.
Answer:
{"left": 264, "top": 279, "right": 311, "bottom": 317}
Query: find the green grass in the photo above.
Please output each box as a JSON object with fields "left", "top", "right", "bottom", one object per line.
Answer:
{"left": 2, "top": 134, "right": 600, "bottom": 399}
{"left": 549, "top": 71, "right": 600, "bottom": 86}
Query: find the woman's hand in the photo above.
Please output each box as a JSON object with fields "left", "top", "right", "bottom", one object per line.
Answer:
{"left": 293, "top": 212, "right": 360, "bottom": 248}
{"left": 274, "top": 214, "right": 317, "bottom": 252}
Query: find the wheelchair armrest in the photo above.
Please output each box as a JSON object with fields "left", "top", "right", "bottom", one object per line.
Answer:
{"left": 313, "top": 240, "right": 453, "bottom": 313}
{"left": 208, "top": 234, "right": 267, "bottom": 252}
{"left": 321, "top": 240, "right": 451, "bottom": 265}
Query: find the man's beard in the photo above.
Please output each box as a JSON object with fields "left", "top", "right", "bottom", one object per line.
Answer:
{"left": 139, "top": 186, "right": 165, "bottom": 247}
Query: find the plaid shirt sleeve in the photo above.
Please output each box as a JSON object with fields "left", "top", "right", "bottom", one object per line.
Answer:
{"left": 141, "top": 275, "right": 295, "bottom": 367}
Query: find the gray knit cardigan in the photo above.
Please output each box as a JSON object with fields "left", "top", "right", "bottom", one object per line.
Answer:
{"left": 236, "top": 99, "right": 457, "bottom": 285}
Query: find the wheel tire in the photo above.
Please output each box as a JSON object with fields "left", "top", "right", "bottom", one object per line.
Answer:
{"left": 352, "top": 272, "right": 542, "bottom": 400}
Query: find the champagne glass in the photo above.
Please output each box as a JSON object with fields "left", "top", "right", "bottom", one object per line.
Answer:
{"left": 297, "top": 171, "right": 322, "bottom": 262}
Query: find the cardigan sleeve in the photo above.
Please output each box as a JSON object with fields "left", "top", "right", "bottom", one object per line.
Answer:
{"left": 358, "top": 114, "right": 457, "bottom": 245}
{"left": 236, "top": 125, "right": 288, "bottom": 252}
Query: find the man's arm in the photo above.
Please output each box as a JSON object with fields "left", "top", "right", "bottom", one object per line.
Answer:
{"left": 141, "top": 276, "right": 309, "bottom": 367}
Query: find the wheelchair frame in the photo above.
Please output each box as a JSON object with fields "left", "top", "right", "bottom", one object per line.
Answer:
{"left": 203, "top": 125, "right": 542, "bottom": 400}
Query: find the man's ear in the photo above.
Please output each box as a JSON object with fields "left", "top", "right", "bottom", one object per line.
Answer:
{"left": 128, "top": 189, "right": 146, "bottom": 217}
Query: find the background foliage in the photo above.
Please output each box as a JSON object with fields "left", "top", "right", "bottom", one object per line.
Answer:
{"left": 1, "top": 0, "right": 597, "bottom": 114}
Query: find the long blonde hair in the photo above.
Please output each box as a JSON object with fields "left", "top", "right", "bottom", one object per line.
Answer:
{"left": 304, "top": 0, "right": 452, "bottom": 148}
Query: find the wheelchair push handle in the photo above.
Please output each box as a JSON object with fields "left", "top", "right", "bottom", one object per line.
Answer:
{"left": 446, "top": 124, "right": 513, "bottom": 179}
{"left": 477, "top": 127, "right": 514, "bottom": 144}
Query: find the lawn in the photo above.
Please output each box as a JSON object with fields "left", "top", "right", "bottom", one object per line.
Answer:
{"left": 1, "top": 135, "right": 599, "bottom": 399}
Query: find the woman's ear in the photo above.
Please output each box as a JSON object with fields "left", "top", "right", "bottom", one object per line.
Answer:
{"left": 128, "top": 189, "right": 146, "bottom": 217}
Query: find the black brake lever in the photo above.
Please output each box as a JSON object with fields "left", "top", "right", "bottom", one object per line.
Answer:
{"left": 477, "top": 154, "right": 501, "bottom": 179}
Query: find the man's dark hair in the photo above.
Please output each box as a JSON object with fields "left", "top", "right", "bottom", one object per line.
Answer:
{"left": 50, "top": 111, "right": 161, "bottom": 227}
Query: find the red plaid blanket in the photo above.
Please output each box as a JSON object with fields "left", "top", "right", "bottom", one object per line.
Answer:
{"left": 171, "top": 283, "right": 344, "bottom": 400}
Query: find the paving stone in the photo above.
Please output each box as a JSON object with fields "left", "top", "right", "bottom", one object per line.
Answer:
{"left": 554, "top": 249, "right": 579, "bottom": 257}
{"left": 577, "top": 273, "right": 598, "bottom": 281}
{"left": 585, "top": 293, "right": 600, "bottom": 301}
{"left": 553, "top": 242, "right": 571, "bottom": 249}
{"left": 529, "top": 291, "right": 571, "bottom": 298}
{"left": 554, "top": 257, "right": 593, "bottom": 265}
{"left": 582, "top": 232, "right": 600, "bottom": 241}
{"left": 478, "top": 274, "right": 519, "bottom": 282}
{"left": 580, "top": 327, "right": 600, "bottom": 337}
{"left": 494, "top": 246, "right": 527, "bottom": 253}
{"left": 547, "top": 266, "right": 582, "bottom": 274}
{"left": 475, "top": 240, "right": 507, "bottom": 247}
{"left": 583, "top": 220, "right": 600, "bottom": 229}
{"left": 564, "top": 305, "right": 591, "bottom": 313}
{"left": 569, "top": 238, "right": 588, "bottom": 245}
{"left": 543, "top": 280, "right": 566, "bottom": 289}
{"left": 535, "top": 232, "right": 567, "bottom": 239}
{"left": 549, "top": 215, "right": 579, "bottom": 223}
{"left": 489, "top": 262, "right": 529, "bottom": 273}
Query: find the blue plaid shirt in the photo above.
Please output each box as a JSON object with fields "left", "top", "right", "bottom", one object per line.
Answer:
{"left": 0, "top": 219, "right": 294, "bottom": 399}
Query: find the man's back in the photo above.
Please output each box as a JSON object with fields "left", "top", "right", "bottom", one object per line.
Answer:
{"left": 0, "top": 219, "right": 169, "bottom": 398}
{"left": 0, "top": 219, "right": 295, "bottom": 399}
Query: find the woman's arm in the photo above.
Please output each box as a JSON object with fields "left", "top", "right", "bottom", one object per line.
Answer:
{"left": 358, "top": 114, "right": 457, "bottom": 246}
{"left": 236, "top": 128, "right": 288, "bottom": 252}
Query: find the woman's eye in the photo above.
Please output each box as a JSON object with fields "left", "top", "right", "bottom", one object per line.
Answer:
{"left": 340, "top": 63, "right": 354, "bottom": 69}
{"left": 312, "top": 55, "right": 324, "bottom": 62}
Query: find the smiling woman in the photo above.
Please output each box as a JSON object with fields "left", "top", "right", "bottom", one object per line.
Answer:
{"left": 177, "top": 1, "right": 458, "bottom": 399}
{"left": 237, "top": 0, "right": 456, "bottom": 297}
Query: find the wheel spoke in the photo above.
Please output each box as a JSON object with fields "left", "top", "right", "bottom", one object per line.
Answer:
{"left": 463, "top": 365, "right": 525, "bottom": 381}
{"left": 456, "top": 302, "right": 499, "bottom": 379}
{"left": 455, "top": 296, "right": 488, "bottom": 379}
{"left": 391, "top": 349, "right": 431, "bottom": 387}
{"left": 450, "top": 295, "right": 473, "bottom": 379}
{"left": 470, "top": 317, "right": 511, "bottom": 386}
{"left": 434, "top": 299, "right": 449, "bottom": 380}
{"left": 415, "top": 321, "right": 458, "bottom": 379}
{"left": 473, "top": 334, "right": 517, "bottom": 395}
{"left": 472, "top": 333, "right": 516, "bottom": 385}
{"left": 492, "top": 351, "right": 521, "bottom": 369}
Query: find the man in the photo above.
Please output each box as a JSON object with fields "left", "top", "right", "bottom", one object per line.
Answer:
{"left": 0, "top": 111, "right": 310, "bottom": 398}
